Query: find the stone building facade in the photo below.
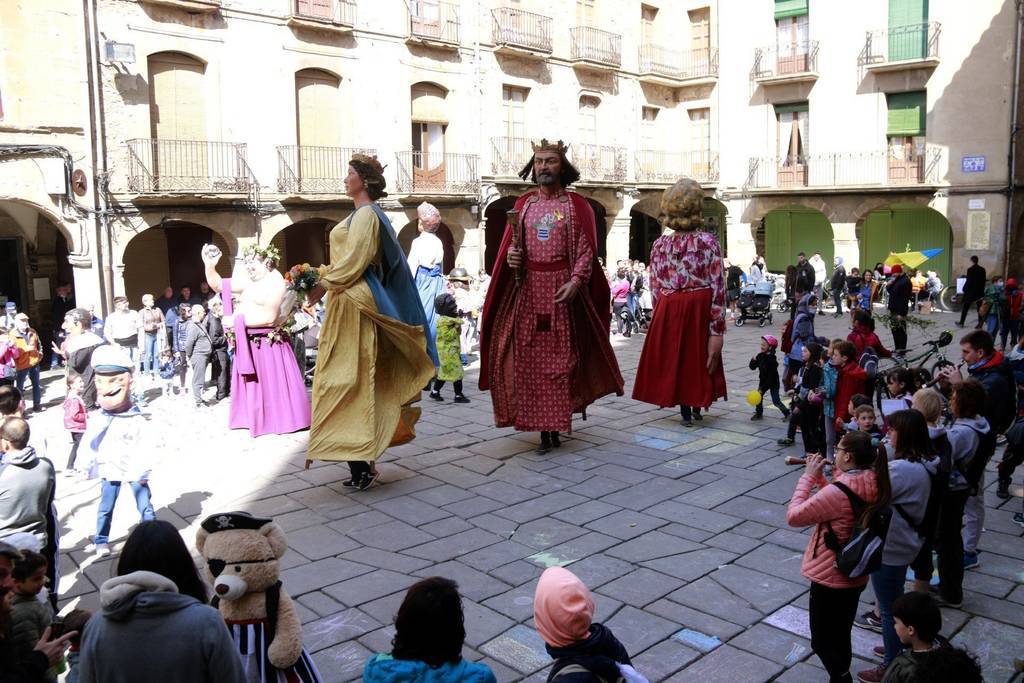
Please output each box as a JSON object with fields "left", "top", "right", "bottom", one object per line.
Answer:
{"left": 1, "top": 0, "right": 1022, "bottom": 324}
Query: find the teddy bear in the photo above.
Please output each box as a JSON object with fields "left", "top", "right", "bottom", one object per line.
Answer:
{"left": 196, "top": 511, "right": 322, "bottom": 682}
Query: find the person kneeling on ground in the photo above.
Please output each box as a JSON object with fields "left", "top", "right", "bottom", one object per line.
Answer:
{"left": 363, "top": 577, "right": 496, "bottom": 683}
{"left": 533, "top": 567, "right": 648, "bottom": 682}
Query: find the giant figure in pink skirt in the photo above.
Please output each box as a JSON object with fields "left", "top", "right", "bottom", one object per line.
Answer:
{"left": 201, "top": 243, "right": 311, "bottom": 436}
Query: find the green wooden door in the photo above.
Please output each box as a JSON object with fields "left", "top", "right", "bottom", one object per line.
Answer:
{"left": 765, "top": 206, "right": 833, "bottom": 273}
{"left": 703, "top": 198, "right": 727, "bottom": 254}
{"left": 888, "top": 0, "right": 928, "bottom": 61}
{"left": 860, "top": 205, "right": 951, "bottom": 283}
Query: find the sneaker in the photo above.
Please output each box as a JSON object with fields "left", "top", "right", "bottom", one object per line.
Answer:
{"left": 341, "top": 478, "right": 358, "bottom": 488}
{"left": 997, "top": 434, "right": 1008, "bottom": 447}
{"left": 94, "top": 543, "right": 111, "bottom": 558}
{"left": 1013, "top": 512, "right": 1024, "bottom": 528}
{"left": 930, "top": 587, "right": 963, "bottom": 608}
{"left": 429, "top": 391, "right": 443, "bottom": 401}
{"left": 550, "top": 432, "right": 561, "bottom": 448}
{"left": 872, "top": 645, "right": 886, "bottom": 660}
{"left": 854, "top": 610, "right": 883, "bottom": 632}
{"left": 777, "top": 437, "right": 795, "bottom": 446}
{"left": 857, "top": 664, "right": 888, "bottom": 683}
{"left": 693, "top": 410, "right": 703, "bottom": 421}
{"left": 963, "top": 552, "right": 981, "bottom": 570}
{"left": 996, "top": 480, "right": 1011, "bottom": 499}
{"left": 683, "top": 418, "right": 694, "bottom": 428}
{"left": 453, "top": 395, "right": 470, "bottom": 404}
{"left": 751, "top": 414, "right": 763, "bottom": 421}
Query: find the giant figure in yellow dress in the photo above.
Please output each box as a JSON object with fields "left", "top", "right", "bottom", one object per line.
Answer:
{"left": 306, "top": 155, "right": 436, "bottom": 489}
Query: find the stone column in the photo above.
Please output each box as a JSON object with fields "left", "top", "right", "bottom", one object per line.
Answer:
{"left": 607, "top": 195, "right": 638, "bottom": 267}
{"left": 831, "top": 221, "right": 859, "bottom": 270}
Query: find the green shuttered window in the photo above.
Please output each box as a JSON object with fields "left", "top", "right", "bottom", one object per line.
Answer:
{"left": 775, "top": 0, "right": 808, "bottom": 20}
{"left": 887, "top": 91, "right": 926, "bottom": 136}
{"left": 775, "top": 102, "right": 809, "bottom": 115}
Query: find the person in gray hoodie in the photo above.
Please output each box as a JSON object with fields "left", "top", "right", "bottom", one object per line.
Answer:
{"left": 856, "top": 409, "right": 938, "bottom": 683}
{"left": 0, "top": 418, "right": 57, "bottom": 608}
{"left": 934, "top": 379, "right": 989, "bottom": 609}
{"left": 78, "top": 520, "right": 245, "bottom": 683}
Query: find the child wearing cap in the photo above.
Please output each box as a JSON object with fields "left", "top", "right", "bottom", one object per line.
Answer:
{"left": 750, "top": 335, "right": 790, "bottom": 421}
{"left": 79, "top": 346, "right": 155, "bottom": 557}
{"left": 533, "top": 567, "right": 647, "bottom": 683}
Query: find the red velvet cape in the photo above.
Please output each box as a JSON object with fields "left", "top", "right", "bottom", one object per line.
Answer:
{"left": 478, "top": 190, "right": 624, "bottom": 417}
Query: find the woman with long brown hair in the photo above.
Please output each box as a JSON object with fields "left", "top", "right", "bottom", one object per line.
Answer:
{"left": 787, "top": 430, "right": 891, "bottom": 683}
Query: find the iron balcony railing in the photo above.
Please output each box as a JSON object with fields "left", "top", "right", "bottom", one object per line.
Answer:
{"left": 635, "top": 150, "right": 719, "bottom": 184}
{"left": 408, "top": 0, "right": 459, "bottom": 44}
{"left": 127, "top": 139, "right": 255, "bottom": 193}
{"left": 492, "top": 7, "right": 552, "bottom": 54}
{"left": 638, "top": 45, "right": 718, "bottom": 81}
{"left": 860, "top": 22, "right": 940, "bottom": 66}
{"left": 569, "top": 144, "right": 627, "bottom": 183}
{"left": 491, "top": 136, "right": 532, "bottom": 177}
{"left": 395, "top": 151, "right": 480, "bottom": 194}
{"left": 751, "top": 40, "right": 820, "bottom": 80}
{"left": 291, "top": 0, "right": 356, "bottom": 26}
{"left": 570, "top": 26, "right": 622, "bottom": 67}
{"left": 276, "top": 145, "right": 377, "bottom": 194}
{"left": 745, "top": 148, "right": 943, "bottom": 189}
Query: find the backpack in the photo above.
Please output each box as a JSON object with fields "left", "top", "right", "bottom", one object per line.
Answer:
{"left": 963, "top": 429, "right": 996, "bottom": 494}
{"left": 1009, "top": 291, "right": 1024, "bottom": 321}
{"left": 859, "top": 348, "right": 879, "bottom": 380}
{"left": 914, "top": 439, "right": 951, "bottom": 540}
{"left": 780, "top": 318, "right": 794, "bottom": 354}
{"left": 823, "top": 482, "right": 891, "bottom": 579}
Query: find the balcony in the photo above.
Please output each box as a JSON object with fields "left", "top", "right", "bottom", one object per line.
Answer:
{"left": 407, "top": 0, "right": 460, "bottom": 48}
{"left": 859, "top": 22, "right": 941, "bottom": 73}
{"left": 638, "top": 45, "right": 718, "bottom": 86}
{"left": 277, "top": 145, "right": 377, "bottom": 195}
{"left": 492, "top": 7, "right": 552, "bottom": 58}
{"left": 745, "top": 148, "right": 943, "bottom": 190}
{"left": 126, "top": 139, "right": 255, "bottom": 194}
{"left": 396, "top": 151, "right": 480, "bottom": 195}
{"left": 751, "top": 41, "right": 820, "bottom": 85}
{"left": 287, "top": 0, "right": 356, "bottom": 33}
{"left": 569, "top": 144, "right": 627, "bottom": 184}
{"left": 635, "top": 150, "right": 719, "bottom": 185}
{"left": 570, "top": 26, "right": 622, "bottom": 71}
{"left": 490, "top": 137, "right": 532, "bottom": 178}
{"left": 138, "top": 0, "right": 220, "bottom": 12}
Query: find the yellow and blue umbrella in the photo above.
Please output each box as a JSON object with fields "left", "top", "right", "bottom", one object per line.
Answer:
{"left": 884, "top": 248, "right": 943, "bottom": 270}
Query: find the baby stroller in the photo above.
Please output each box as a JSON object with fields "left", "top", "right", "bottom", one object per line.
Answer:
{"left": 735, "top": 281, "right": 775, "bottom": 327}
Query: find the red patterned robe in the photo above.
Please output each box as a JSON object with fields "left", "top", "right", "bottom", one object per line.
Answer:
{"left": 480, "top": 189, "right": 623, "bottom": 431}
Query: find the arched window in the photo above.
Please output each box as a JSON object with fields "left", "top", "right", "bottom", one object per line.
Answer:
{"left": 295, "top": 69, "right": 341, "bottom": 148}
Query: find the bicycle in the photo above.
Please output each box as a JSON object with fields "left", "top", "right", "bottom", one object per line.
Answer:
{"left": 939, "top": 284, "right": 963, "bottom": 312}
{"left": 873, "top": 330, "right": 956, "bottom": 411}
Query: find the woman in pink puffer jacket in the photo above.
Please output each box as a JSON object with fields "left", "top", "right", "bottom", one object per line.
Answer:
{"left": 787, "top": 431, "right": 890, "bottom": 683}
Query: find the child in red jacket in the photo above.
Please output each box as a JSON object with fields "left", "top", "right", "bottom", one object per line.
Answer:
{"left": 847, "top": 310, "right": 892, "bottom": 359}
{"left": 62, "top": 371, "right": 87, "bottom": 473}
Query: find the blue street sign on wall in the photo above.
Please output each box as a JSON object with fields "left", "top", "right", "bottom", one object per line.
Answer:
{"left": 962, "top": 156, "right": 987, "bottom": 173}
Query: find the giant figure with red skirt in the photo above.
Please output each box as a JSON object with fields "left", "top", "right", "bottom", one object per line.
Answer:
{"left": 633, "top": 178, "right": 727, "bottom": 424}
{"left": 479, "top": 139, "right": 623, "bottom": 454}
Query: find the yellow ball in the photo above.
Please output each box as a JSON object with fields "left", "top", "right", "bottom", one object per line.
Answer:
{"left": 746, "top": 390, "right": 763, "bottom": 406}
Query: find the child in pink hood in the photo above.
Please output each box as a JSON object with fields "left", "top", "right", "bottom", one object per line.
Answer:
{"left": 533, "top": 567, "right": 648, "bottom": 683}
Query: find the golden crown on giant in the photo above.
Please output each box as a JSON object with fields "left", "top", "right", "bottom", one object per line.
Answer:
{"left": 531, "top": 138, "right": 570, "bottom": 154}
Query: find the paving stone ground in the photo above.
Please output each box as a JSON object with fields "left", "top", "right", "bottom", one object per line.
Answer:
{"left": 29, "top": 306, "right": 1024, "bottom": 682}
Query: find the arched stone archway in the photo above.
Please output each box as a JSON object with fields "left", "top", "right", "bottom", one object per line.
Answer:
{"left": 484, "top": 196, "right": 519, "bottom": 274}
{"left": 629, "top": 196, "right": 727, "bottom": 261}
{"left": 763, "top": 205, "right": 834, "bottom": 273}
{"left": 398, "top": 221, "right": 456, "bottom": 274}
{"left": 121, "top": 221, "right": 234, "bottom": 307}
{"left": 860, "top": 204, "right": 953, "bottom": 283}
{"left": 270, "top": 219, "right": 333, "bottom": 272}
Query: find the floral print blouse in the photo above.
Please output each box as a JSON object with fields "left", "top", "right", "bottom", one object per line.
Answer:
{"left": 649, "top": 230, "right": 727, "bottom": 336}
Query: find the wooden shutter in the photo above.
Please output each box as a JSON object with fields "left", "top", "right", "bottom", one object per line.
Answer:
{"left": 888, "top": 0, "right": 928, "bottom": 60}
{"left": 887, "top": 91, "right": 926, "bottom": 136}
{"left": 689, "top": 7, "right": 710, "bottom": 52}
{"left": 295, "top": 70, "right": 341, "bottom": 148}
{"left": 149, "top": 52, "right": 206, "bottom": 141}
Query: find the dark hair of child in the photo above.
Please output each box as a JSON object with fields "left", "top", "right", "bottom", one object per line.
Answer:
{"left": 837, "top": 430, "right": 892, "bottom": 526}
{"left": 850, "top": 394, "right": 872, "bottom": 409}
{"left": 951, "top": 379, "right": 986, "bottom": 419}
{"left": 0, "top": 385, "right": 22, "bottom": 416}
{"left": 835, "top": 340, "right": 858, "bottom": 362}
{"left": 891, "top": 591, "right": 942, "bottom": 642}
{"left": 434, "top": 293, "right": 458, "bottom": 318}
{"left": 853, "top": 404, "right": 875, "bottom": 419}
{"left": 117, "top": 520, "right": 208, "bottom": 604}
{"left": 12, "top": 549, "right": 47, "bottom": 582}
{"left": 392, "top": 577, "right": 466, "bottom": 668}
{"left": 886, "top": 367, "right": 916, "bottom": 395}
{"left": 886, "top": 409, "right": 934, "bottom": 463}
